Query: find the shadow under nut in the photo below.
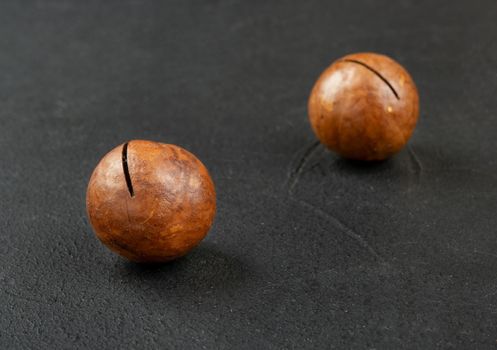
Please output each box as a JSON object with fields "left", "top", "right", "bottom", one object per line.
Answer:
{"left": 308, "top": 52, "right": 419, "bottom": 161}
{"left": 86, "top": 140, "right": 216, "bottom": 263}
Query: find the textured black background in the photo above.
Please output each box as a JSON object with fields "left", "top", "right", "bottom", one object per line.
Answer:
{"left": 2, "top": 0, "right": 497, "bottom": 349}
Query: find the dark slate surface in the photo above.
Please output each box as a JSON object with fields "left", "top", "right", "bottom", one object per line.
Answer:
{"left": 1, "top": 0, "right": 497, "bottom": 349}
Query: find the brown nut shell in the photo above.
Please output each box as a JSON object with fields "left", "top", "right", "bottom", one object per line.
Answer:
{"left": 308, "top": 52, "right": 419, "bottom": 161}
{"left": 86, "top": 140, "right": 216, "bottom": 263}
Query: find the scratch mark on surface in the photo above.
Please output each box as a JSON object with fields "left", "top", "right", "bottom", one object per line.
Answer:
{"left": 289, "top": 196, "right": 386, "bottom": 264}
{"left": 139, "top": 209, "right": 155, "bottom": 225}
{"left": 406, "top": 145, "right": 423, "bottom": 191}
{"left": 139, "top": 199, "right": 158, "bottom": 225}
{"left": 408, "top": 145, "right": 423, "bottom": 174}
{"left": 310, "top": 162, "right": 326, "bottom": 176}
{"left": 287, "top": 140, "right": 321, "bottom": 193}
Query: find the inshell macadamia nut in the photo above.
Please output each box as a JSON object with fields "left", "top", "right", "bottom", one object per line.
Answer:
{"left": 308, "top": 52, "right": 419, "bottom": 161}
{"left": 86, "top": 140, "right": 216, "bottom": 263}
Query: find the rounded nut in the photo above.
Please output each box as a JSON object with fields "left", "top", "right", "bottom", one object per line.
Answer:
{"left": 86, "top": 140, "right": 216, "bottom": 263}
{"left": 308, "top": 52, "right": 419, "bottom": 161}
